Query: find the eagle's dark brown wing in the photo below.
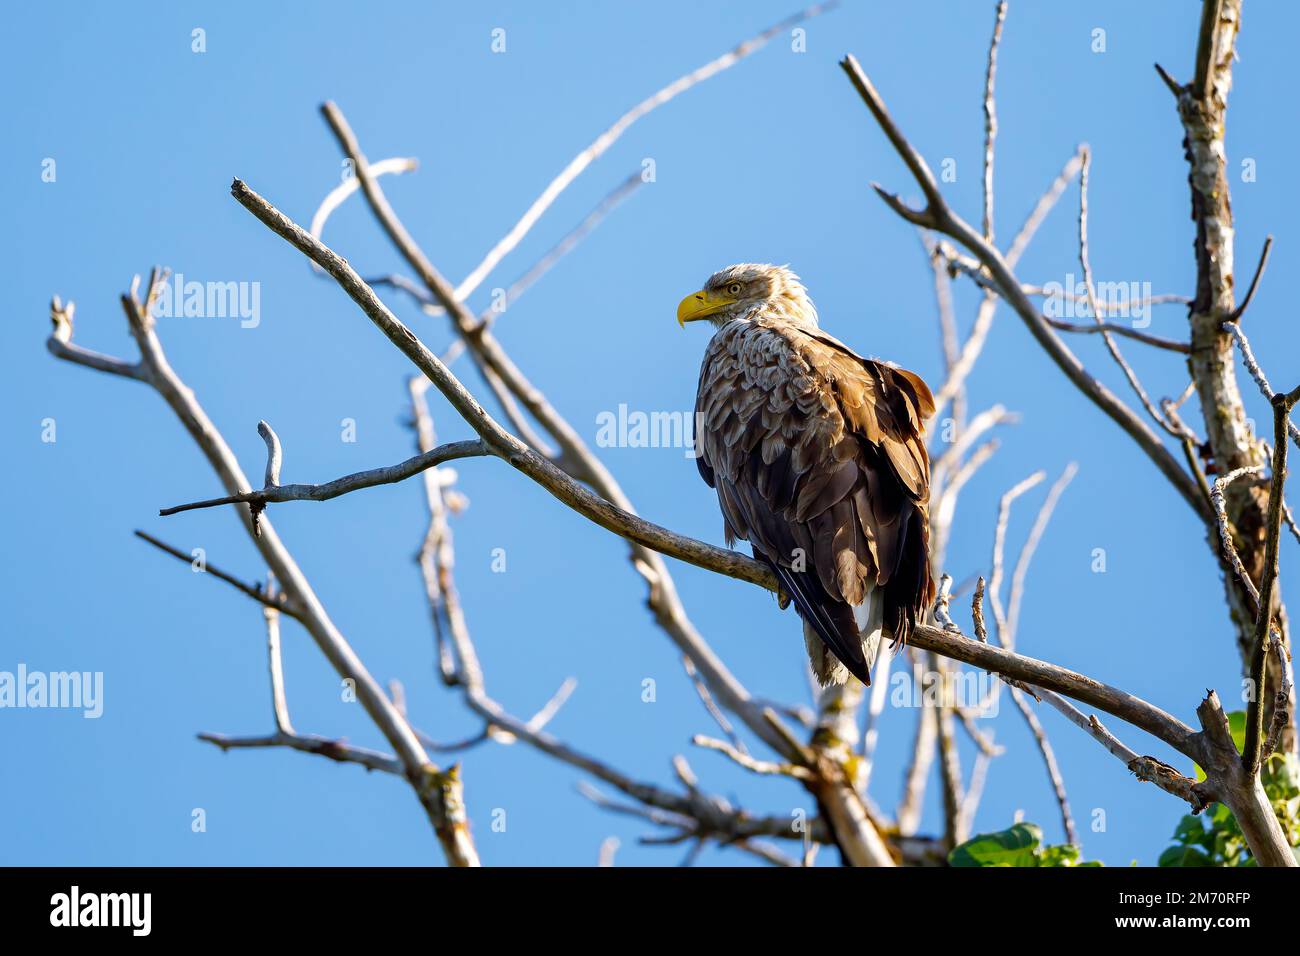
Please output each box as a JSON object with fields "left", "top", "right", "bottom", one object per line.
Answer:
{"left": 695, "top": 318, "right": 935, "bottom": 684}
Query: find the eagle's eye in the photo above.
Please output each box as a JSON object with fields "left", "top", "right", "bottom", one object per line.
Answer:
{"left": 726, "top": 282, "right": 743, "bottom": 297}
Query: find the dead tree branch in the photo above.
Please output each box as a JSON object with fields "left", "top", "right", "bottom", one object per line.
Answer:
{"left": 48, "top": 272, "right": 479, "bottom": 867}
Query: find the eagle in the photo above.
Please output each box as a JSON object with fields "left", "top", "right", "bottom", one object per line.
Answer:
{"left": 679, "top": 263, "right": 935, "bottom": 686}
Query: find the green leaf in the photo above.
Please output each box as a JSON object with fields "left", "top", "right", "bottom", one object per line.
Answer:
{"left": 1264, "top": 752, "right": 1300, "bottom": 794}
{"left": 1226, "top": 710, "right": 1248, "bottom": 752}
{"left": 1159, "top": 844, "right": 1212, "bottom": 867}
{"left": 1171, "top": 814, "right": 1204, "bottom": 843}
{"left": 949, "top": 823, "right": 1043, "bottom": 867}
{"left": 1037, "top": 843, "right": 1081, "bottom": 867}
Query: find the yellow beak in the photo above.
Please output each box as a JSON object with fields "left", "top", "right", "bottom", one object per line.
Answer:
{"left": 676, "top": 289, "right": 736, "bottom": 328}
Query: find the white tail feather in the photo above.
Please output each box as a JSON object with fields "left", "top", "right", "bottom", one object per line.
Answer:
{"left": 853, "top": 586, "right": 886, "bottom": 674}
{"left": 802, "top": 586, "right": 887, "bottom": 686}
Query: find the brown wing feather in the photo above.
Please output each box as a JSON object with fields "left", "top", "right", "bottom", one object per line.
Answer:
{"left": 695, "top": 319, "right": 934, "bottom": 682}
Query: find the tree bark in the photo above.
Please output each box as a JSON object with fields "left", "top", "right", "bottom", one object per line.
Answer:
{"left": 1176, "top": 0, "right": 1295, "bottom": 752}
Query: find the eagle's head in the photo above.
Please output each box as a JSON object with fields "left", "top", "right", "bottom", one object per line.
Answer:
{"left": 677, "top": 263, "right": 817, "bottom": 329}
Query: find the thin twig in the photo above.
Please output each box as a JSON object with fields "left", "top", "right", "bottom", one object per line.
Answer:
{"left": 437, "top": 170, "right": 645, "bottom": 338}
{"left": 1224, "top": 322, "right": 1300, "bottom": 450}
{"left": 450, "top": 2, "right": 840, "bottom": 304}
{"left": 1077, "top": 147, "right": 1179, "bottom": 437}
{"left": 133, "top": 530, "right": 300, "bottom": 618}
{"left": 988, "top": 471, "right": 1046, "bottom": 645}
{"left": 198, "top": 730, "right": 404, "bottom": 774}
{"left": 264, "top": 577, "right": 293, "bottom": 735}
{"left": 934, "top": 658, "right": 966, "bottom": 850}
{"left": 981, "top": 0, "right": 1007, "bottom": 243}
{"left": 309, "top": 156, "right": 417, "bottom": 267}
{"left": 1244, "top": 385, "right": 1300, "bottom": 775}
{"left": 1006, "top": 463, "right": 1078, "bottom": 643}
{"left": 160, "top": 439, "right": 490, "bottom": 516}
{"left": 897, "top": 698, "right": 937, "bottom": 836}
{"left": 1228, "top": 235, "right": 1273, "bottom": 322}
{"left": 1042, "top": 317, "right": 1190, "bottom": 354}
{"left": 1211, "top": 465, "right": 1266, "bottom": 606}
{"left": 1006, "top": 149, "right": 1085, "bottom": 268}
{"left": 1010, "top": 687, "right": 1078, "bottom": 844}
{"left": 692, "top": 735, "right": 812, "bottom": 780}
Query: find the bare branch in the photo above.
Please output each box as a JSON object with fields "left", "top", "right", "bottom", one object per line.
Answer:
{"left": 1212, "top": 465, "right": 1266, "bottom": 606}
{"left": 597, "top": 837, "right": 620, "bottom": 867}
{"left": 437, "top": 170, "right": 645, "bottom": 336}
{"left": 308, "top": 156, "right": 417, "bottom": 269}
{"left": 52, "top": 272, "right": 478, "bottom": 866}
{"left": 576, "top": 780, "right": 824, "bottom": 849}
{"left": 263, "top": 578, "right": 293, "bottom": 735}
{"left": 258, "top": 420, "right": 283, "bottom": 489}
{"left": 958, "top": 748, "right": 993, "bottom": 837}
{"left": 1006, "top": 463, "right": 1078, "bottom": 643}
{"left": 682, "top": 656, "right": 748, "bottom": 755}
{"left": 916, "top": 624, "right": 1200, "bottom": 760}
{"left": 1228, "top": 235, "right": 1273, "bottom": 323}
{"left": 1041, "top": 317, "right": 1190, "bottom": 354}
{"left": 198, "top": 730, "right": 404, "bottom": 775}
{"left": 1244, "top": 385, "right": 1300, "bottom": 775}
{"left": 988, "top": 470, "right": 1046, "bottom": 645}
{"left": 1224, "top": 322, "right": 1300, "bottom": 450}
{"left": 47, "top": 297, "right": 147, "bottom": 381}
{"left": 133, "top": 530, "right": 300, "bottom": 618}
{"left": 981, "top": 0, "right": 1007, "bottom": 243}
{"left": 1010, "top": 688, "right": 1078, "bottom": 844}
{"left": 1005, "top": 148, "right": 1085, "bottom": 268}
{"left": 1044, "top": 694, "right": 1206, "bottom": 809}
{"left": 692, "top": 735, "right": 812, "bottom": 781}
{"left": 1264, "top": 632, "right": 1294, "bottom": 762}
{"left": 987, "top": 465, "right": 1081, "bottom": 842}
{"left": 932, "top": 404, "right": 1015, "bottom": 488}
{"left": 935, "top": 659, "right": 966, "bottom": 850}
{"left": 1077, "top": 147, "right": 1180, "bottom": 437}
{"left": 160, "top": 438, "right": 490, "bottom": 516}
{"left": 897, "top": 700, "right": 937, "bottom": 837}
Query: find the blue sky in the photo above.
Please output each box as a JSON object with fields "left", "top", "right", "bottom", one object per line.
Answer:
{"left": 3, "top": 0, "right": 1297, "bottom": 867}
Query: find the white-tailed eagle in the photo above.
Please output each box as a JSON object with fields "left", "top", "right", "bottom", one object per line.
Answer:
{"left": 680, "top": 263, "right": 935, "bottom": 686}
